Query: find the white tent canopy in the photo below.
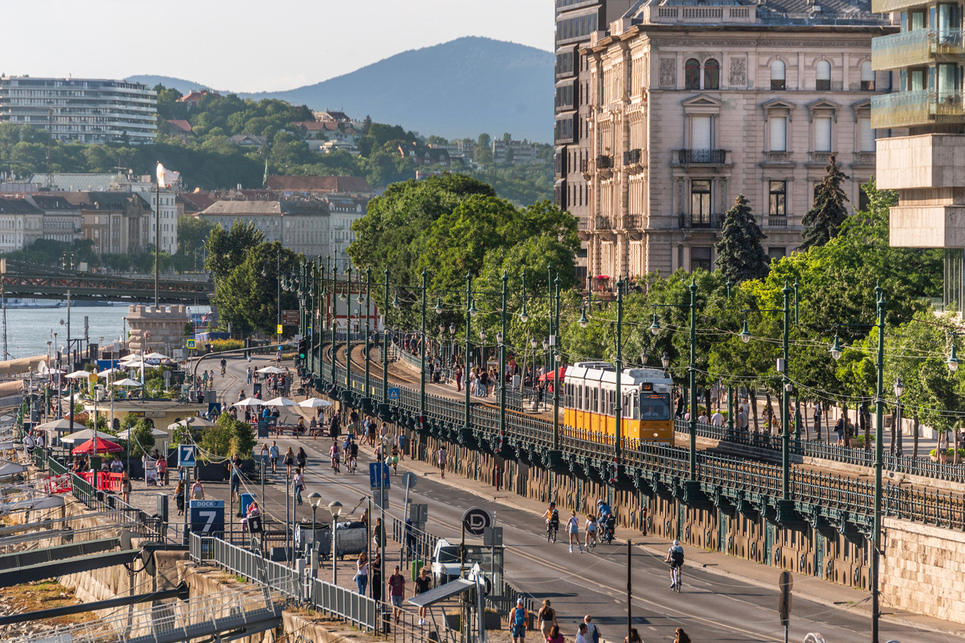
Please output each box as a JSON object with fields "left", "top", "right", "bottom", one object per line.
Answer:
{"left": 113, "top": 378, "right": 143, "bottom": 387}
{"left": 263, "top": 397, "right": 297, "bottom": 407}
{"left": 297, "top": 398, "right": 333, "bottom": 408}
{"left": 256, "top": 366, "right": 286, "bottom": 374}
{"left": 116, "top": 427, "right": 168, "bottom": 439}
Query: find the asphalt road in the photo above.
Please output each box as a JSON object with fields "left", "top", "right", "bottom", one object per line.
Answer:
{"left": 205, "top": 354, "right": 950, "bottom": 643}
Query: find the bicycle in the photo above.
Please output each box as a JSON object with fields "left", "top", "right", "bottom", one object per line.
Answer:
{"left": 546, "top": 521, "right": 559, "bottom": 543}
{"left": 669, "top": 563, "right": 682, "bottom": 591}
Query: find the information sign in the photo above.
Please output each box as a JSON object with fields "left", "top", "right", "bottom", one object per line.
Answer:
{"left": 189, "top": 500, "right": 225, "bottom": 536}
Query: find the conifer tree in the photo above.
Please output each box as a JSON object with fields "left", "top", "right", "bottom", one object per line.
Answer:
{"left": 715, "top": 194, "right": 769, "bottom": 283}
{"left": 801, "top": 154, "right": 850, "bottom": 249}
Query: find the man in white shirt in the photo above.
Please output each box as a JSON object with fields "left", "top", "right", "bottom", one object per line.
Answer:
{"left": 575, "top": 622, "right": 588, "bottom": 643}
{"left": 22, "top": 432, "right": 35, "bottom": 456}
{"left": 583, "top": 615, "right": 600, "bottom": 643}
{"left": 711, "top": 409, "right": 724, "bottom": 426}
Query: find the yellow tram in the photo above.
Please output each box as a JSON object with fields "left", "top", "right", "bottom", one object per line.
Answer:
{"left": 562, "top": 362, "right": 675, "bottom": 444}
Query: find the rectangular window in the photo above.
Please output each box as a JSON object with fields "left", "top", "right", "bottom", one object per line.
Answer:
{"left": 691, "top": 180, "right": 712, "bottom": 225}
{"left": 910, "top": 68, "right": 926, "bottom": 91}
{"left": 691, "top": 115, "right": 712, "bottom": 150}
{"left": 769, "top": 116, "right": 787, "bottom": 151}
{"left": 910, "top": 9, "right": 926, "bottom": 29}
{"left": 769, "top": 181, "right": 787, "bottom": 216}
{"left": 691, "top": 246, "right": 713, "bottom": 272}
{"left": 768, "top": 247, "right": 786, "bottom": 261}
{"left": 859, "top": 117, "right": 875, "bottom": 151}
{"left": 815, "top": 117, "right": 832, "bottom": 152}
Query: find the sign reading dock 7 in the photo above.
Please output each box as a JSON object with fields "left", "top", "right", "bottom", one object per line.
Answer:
{"left": 190, "top": 500, "right": 225, "bottom": 536}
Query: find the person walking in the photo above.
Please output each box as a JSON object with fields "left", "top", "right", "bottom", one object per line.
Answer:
{"left": 355, "top": 552, "right": 369, "bottom": 595}
{"left": 624, "top": 627, "right": 643, "bottom": 643}
{"left": 121, "top": 473, "right": 131, "bottom": 503}
{"left": 583, "top": 615, "right": 600, "bottom": 643}
{"left": 370, "top": 551, "right": 382, "bottom": 601}
{"left": 511, "top": 598, "right": 529, "bottom": 643}
{"left": 269, "top": 442, "right": 279, "bottom": 474}
{"left": 545, "top": 625, "right": 564, "bottom": 643}
{"left": 575, "top": 623, "right": 588, "bottom": 643}
{"left": 296, "top": 447, "right": 307, "bottom": 470}
{"left": 292, "top": 468, "right": 304, "bottom": 505}
{"left": 438, "top": 445, "right": 447, "bottom": 479}
{"left": 284, "top": 447, "right": 295, "bottom": 477}
{"left": 673, "top": 628, "right": 691, "bottom": 643}
{"left": 567, "top": 510, "right": 582, "bottom": 553}
{"left": 414, "top": 566, "right": 432, "bottom": 625}
{"left": 387, "top": 565, "right": 406, "bottom": 624}
{"left": 174, "top": 479, "right": 185, "bottom": 516}
{"left": 537, "top": 600, "right": 557, "bottom": 641}
{"left": 373, "top": 517, "right": 385, "bottom": 554}
{"left": 191, "top": 479, "right": 205, "bottom": 501}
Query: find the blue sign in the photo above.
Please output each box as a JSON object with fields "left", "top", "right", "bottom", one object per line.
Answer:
{"left": 189, "top": 500, "right": 225, "bottom": 536}
{"left": 178, "top": 445, "right": 196, "bottom": 468}
{"left": 388, "top": 388, "right": 400, "bottom": 400}
{"left": 369, "top": 462, "right": 390, "bottom": 490}
{"left": 186, "top": 339, "right": 196, "bottom": 349}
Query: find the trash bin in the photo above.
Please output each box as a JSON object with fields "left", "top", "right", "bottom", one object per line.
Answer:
{"left": 239, "top": 492, "right": 255, "bottom": 517}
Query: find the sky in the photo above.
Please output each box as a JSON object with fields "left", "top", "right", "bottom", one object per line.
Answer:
{"left": 3, "top": 0, "right": 555, "bottom": 93}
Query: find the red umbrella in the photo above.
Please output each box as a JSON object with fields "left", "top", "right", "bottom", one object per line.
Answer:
{"left": 72, "top": 437, "right": 124, "bottom": 455}
{"left": 538, "top": 367, "right": 567, "bottom": 382}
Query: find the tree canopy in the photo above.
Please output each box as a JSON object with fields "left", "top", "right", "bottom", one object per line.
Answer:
{"left": 801, "top": 154, "right": 850, "bottom": 250}
{"left": 715, "top": 194, "right": 769, "bottom": 284}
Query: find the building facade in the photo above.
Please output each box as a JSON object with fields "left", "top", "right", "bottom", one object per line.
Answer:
{"left": 0, "top": 77, "right": 156, "bottom": 144}
{"left": 870, "top": 0, "right": 965, "bottom": 314}
{"left": 58, "top": 192, "right": 151, "bottom": 255}
{"left": 27, "top": 195, "right": 83, "bottom": 243}
{"left": 580, "top": 0, "right": 893, "bottom": 281}
{"left": 0, "top": 198, "right": 43, "bottom": 252}
{"left": 197, "top": 199, "right": 330, "bottom": 259}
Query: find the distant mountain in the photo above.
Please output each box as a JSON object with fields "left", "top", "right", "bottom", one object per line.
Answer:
{"left": 127, "top": 75, "right": 218, "bottom": 95}
{"left": 240, "top": 37, "right": 554, "bottom": 142}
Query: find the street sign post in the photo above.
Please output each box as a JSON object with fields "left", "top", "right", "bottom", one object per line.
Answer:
{"left": 369, "top": 462, "right": 390, "bottom": 489}
{"left": 388, "top": 388, "right": 400, "bottom": 400}
{"left": 178, "top": 445, "right": 197, "bottom": 468}
{"left": 779, "top": 570, "right": 793, "bottom": 642}
{"left": 189, "top": 500, "right": 224, "bottom": 536}
{"left": 186, "top": 339, "right": 196, "bottom": 350}
{"left": 462, "top": 507, "right": 492, "bottom": 537}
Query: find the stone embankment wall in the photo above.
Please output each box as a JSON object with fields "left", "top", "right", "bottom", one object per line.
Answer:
{"left": 407, "top": 431, "right": 965, "bottom": 625}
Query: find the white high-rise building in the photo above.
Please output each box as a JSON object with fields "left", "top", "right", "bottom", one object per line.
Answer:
{"left": 0, "top": 77, "right": 157, "bottom": 145}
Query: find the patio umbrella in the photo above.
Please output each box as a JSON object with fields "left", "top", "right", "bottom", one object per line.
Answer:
{"left": 256, "top": 366, "right": 286, "bottom": 374}
{"left": 143, "top": 352, "right": 171, "bottom": 361}
{"left": 113, "top": 378, "right": 143, "bottom": 387}
{"left": 97, "top": 367, "right": 125, "bottom": 378}
{"left": 35, "top": 418, "right": 81, "bottom": 433}
{"left": 263, "top": 396, "right": 297, "bottom": 407}
{"left": 61, "top": 429, "right": 97, "bottom": 444}
{"left": 233, "top": 397, "right": 265, "bottom": 407}
{"left": 167, "top": 417, "right": 216, "bottom": 431}
{"left": 72, "top": 437, "right": 124, "bottom": 455}
{"left": 297, "top": 398, "right": 333, "bottom": 408}
{"left": 65, "top": 370, "right": 92, "bottom": 380}
{"left": 116, "top": 427, "right": 168, "bottom": 439}
{"left": 538, "top": 367, "right": 567, "bottom": 382}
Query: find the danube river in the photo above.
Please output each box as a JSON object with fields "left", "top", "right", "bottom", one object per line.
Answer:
{"left": 1, "top": 303, "right": 210, "bottom": 360}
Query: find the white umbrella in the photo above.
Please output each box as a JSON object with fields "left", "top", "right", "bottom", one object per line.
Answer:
{"left": 297, "top": 398, "right": 333, "bottom": 408}
{"left": 167, "top": 417, "right": 216, "bottom": 430}
{"left": 61, "top": 429, "right": 96, "bottom": 444}
{"left": 233, "top": 397, "right": 265, "bottom": 407}
{"left": 35, "top": 418, "right": 82, "bottom": 433}
{"left": 65, "top": 370, "right": 92, "bottom": 380}
{"left": 144, "top": 352, "right": 171, "bottom": 360}
{"left": 116, "top": 427, "right": 168, "bottom": 439}
{"left": 256, "top": 366, "right": 286, "bottom": 374}
{"left": 263, "top": 396, "right": 297, "bottom": 407}
{"left": 98, "top": 367, "right": 125, "bottom": 378}
{"left": 113, "top": 378, "right": 143, "bottom": 387}
{"left": 38, "top": 363, "right": 63, "bottom": 376}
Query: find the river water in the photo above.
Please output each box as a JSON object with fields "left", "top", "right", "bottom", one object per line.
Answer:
{"left": 2, "top": 303, "right": 210, "bottom": 360}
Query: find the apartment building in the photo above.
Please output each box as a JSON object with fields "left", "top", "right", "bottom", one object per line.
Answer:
{"left": 58, "top": 192, "right": 152, "bottom": 255}
{"left": 580, "top": 0, "right": 893, "bottom": 281}
{"left": 0, "top": 198, "right": 43, "bottom": 252}
{"left": 197, "top": 198, "right": 330, "bottom": 259}
{"left": 871, "top": 0, "right": 965, "bottom": 314}
{"left": 0, "top": 77, "right": 156, "bottom": 144}
{"left": 27, "top": 195, "right": 83, "bottom": 243}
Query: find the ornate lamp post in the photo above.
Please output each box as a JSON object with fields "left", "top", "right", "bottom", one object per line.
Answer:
{"left": 328, "top": 500, "right": 343, "bottom": 584}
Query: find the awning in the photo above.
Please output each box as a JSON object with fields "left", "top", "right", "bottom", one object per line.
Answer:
{"left": 407, "top": 578, "right": 475, "bottom": 608}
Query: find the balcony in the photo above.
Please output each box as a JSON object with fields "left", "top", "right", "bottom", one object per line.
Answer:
{"left": 595, "top": 216, "right": 616, "bottom": 240}
{"left": 872, "top": 90, "right": 965, "bottom": 129}
{"left": 851, "top": 152, "right": 876, "bottom": 167}
{"left": 806, "top": 151, "right": 835, "bottom": 168}
{"left": 761, "top": 215, "right": 802, "bottom": 230}
{"left": 597, "top": 155, "right": 614, "bottom": 178}
{"left": 678, "top": 212, "right": 722, "bottom": 229}
{"left": 760, "top": 151, "right": 795, "bottom": 167}
{"left": 580, "top": 157, "right": 592, "bottom": 179}
{"left": 872, "top": 29, "right": 965, "bottom": 71}
{"left": 675, "top": 149, "right": 728, "bottom": 166}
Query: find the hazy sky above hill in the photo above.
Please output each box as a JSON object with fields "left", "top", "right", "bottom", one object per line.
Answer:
{"left": 2, "top": 0, "right": 554, "bottom": 92}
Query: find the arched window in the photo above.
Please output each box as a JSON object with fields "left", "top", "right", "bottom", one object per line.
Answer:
{"left": 704, "top": 59, "right": 720, "bottom": 90}
{"left": 685, "top": 59, "right": 701, "bottom": 90}
{"left": 860, "top": 61, "right": 875, "bottom": 90}
{"left": 771, "top": 60, "right": 786, "bottom": 90}
{"left": 816, "top": 60, "right": 831, "bottom": 90}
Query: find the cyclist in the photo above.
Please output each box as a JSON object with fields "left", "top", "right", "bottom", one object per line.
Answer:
{"left": 665, "top": 540, "right": 685, "bottom": 588}
{"left": 348, "top": 437, "right": 359, "bottom": 473}
{"left": 220, "top": 357, "right": 227, "bottom": 376}
{"left": 543, "top": 502, "right": 560, "bottom": 541}
{"left": 597, "top": 499, "right": 615, "bottom": 544}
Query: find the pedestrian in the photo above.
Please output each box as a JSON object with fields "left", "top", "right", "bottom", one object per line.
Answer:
{"left": 370, "top": 551, "right": 382, "bottom": 601}
{"left": 174, "top": 479, "right": 185, "bottom": 516}
{"left": 438, "top": 445, "right": 447, "bottom": 479}
{"left": 293, "top": 468, "right": 304, "bottom": 505}
{"left": 157, "top": 453, "right": 169, "bottom": 486}
{"left": 230, "top": 459, "right": 242, "bottom": 503}
{"left": 270, "top": 441, "right": 279, "bottom": 474}
{"left": 121, "top": 473, "right": 131, "bottom": 503}
{"left": 373, "top": 517, "right": 385, "bottom": 553}
{"left": 575, "top": 623, "right": 588, "bottom": 643}
{"left": 296, "top": 447, "right": 307, "bottom": 470}
{"left": 330, "top": 441, "right": 341, "bottom": 473}
{"left": 397, "top": 431, "right": 407, "bottom": 460}
{"left": 260, "top": 444, "right": 269, "bottom": 471}
{"left": 624, "top": 627, "right": 642, "bottom": 643}
{"left": 414, "top": 566, "right": 432, "bottom": 625}
{"left": 246, "top": 366, "right": 252, "bottom": 385}
{"left": 583, "top": 616, "right": 600, "bottom": 643}
{"left": 673, "top": 628, "right": 691, "bottom": 643}
{"left": 538, "top": 600, "right": 557, "bottom": 641}
{"left": 640, "top": 506, "right": 648, "bottom": 536}
{"left": 284, "top": 447, "right": 295, "bottom": 477}
{"left": 191, "top": 479, "right": 205, "bottom": 501}
{"left": 835, "top": 417, "right": 845, "bottom": 446}
{"left": 546, "top": 625, "right": 564, "bottom": 643}
{"left": 567, "top": 510, "right": 582, "bottom": 553}
{"left": 511, "top": 598, "right": 528, "bottom": 643}
{"left": 22, "top": 431, "right": 35, "bottom": 457}
{"left": 584, "top": 514, "right": 598, "bottom": 549}
{"left": 355, "top": 552, "right": 369, "bottom": 595}
{"left": 388, "top": 565, "right": 406, "bottom": 623}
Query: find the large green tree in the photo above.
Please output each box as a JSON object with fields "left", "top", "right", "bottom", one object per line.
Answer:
{"left": 801, "top": 154, "right": 850, "bottom": 249}
{"left": 715, "top": 194, "right": 769, "bottom": 284}
{"left": 204, "top": 220, "right": 265, "bottom": 281}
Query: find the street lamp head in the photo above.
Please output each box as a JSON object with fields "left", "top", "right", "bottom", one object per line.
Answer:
{"left": 435, "top": 297, "right": 444, "bottom": 315}
{"left": 328, "top": 500, "right": 343, "bottom": 519}
{"left": 449, "top": 323, "right": 456, "bottom": 336}
{"left": 496, "top": 332, "right": 503, "bottom": 345}
{"left": 519, "top": 308, "right": 529, "bottom": 324}
{"left": 948, "top": 343, "right": 960, "bottom": 372}
{"left": 649, "top": 313, "right": 661, "bottom": 335}
{"left": 479, "top": 329, "right": 487, "bottom": 342}
{"left": 894, "top": 377, "right": 904, "bottom": 397}
{"left": 829, "top": 334, "right": 843, "bottom": 361}
{"left": 784, "top": 380, "right": 793, "bottom": 392}
{"left": 531, "top": 338, "right": 538, "bottom": 349}
{"left": 578, "top": 308, "right": 589, "bottom": 329}
{"left": 392, "top": 294, "right": 400, "bottom": 309}
{"left": 339, "top": 289, "right": 347, "bottom": 302}
{"left": 308, "top": 491, "right": 322, "bottom": 508}
{"left": 469, "top": 300, "right": 478, "bottom": 317}
{"left": 739, "top": 320, "right": 751, "bottom": 344}
{"left": 661, "top": 352, "right": 671, "bottom": 369}
{"left": 542, "top": 338, "right": 550, "bottom": 350}
{"left": 439, "top": 323, "right": 445, "bottom": 334}
{"left": 640, "top": 349, "right": 648, "bottom": 365}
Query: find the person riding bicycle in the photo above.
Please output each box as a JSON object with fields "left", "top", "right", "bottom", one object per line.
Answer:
{"left": 597, "top": 499, "right": 615, "bottom": 543}
{"left": 665, "top": 540, "right": 685, "bottom": 588}
{"left": 543, "top": 502, "right": 560, "bottom": 536}
{"left": 220, "top": 357, "right": 227, "bottom": 376}
{"left": 597, "top": 499, "right": 612, "bottom": 519}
